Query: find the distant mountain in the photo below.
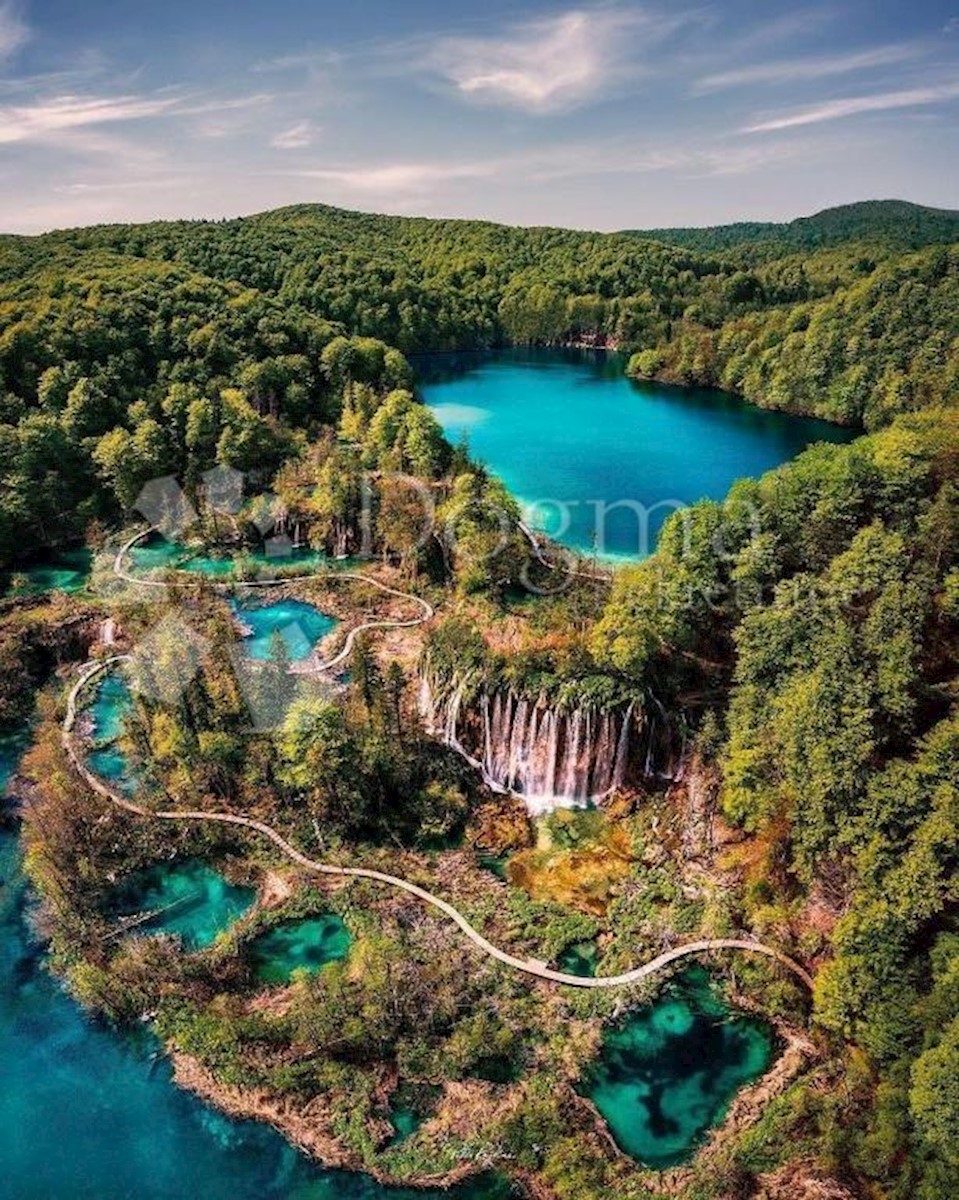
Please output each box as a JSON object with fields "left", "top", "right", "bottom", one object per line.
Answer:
{"left": 632, "top": 200, "right": 959, "bottom": 255}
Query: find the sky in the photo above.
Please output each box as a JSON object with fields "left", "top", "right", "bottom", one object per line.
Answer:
{"left": 1, "top": 0, "right": 958, "bottom": 233}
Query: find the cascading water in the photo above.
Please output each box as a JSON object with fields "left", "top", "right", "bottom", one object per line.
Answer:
{"left": 419, "top": 669, "right": 651, "bottom": 816}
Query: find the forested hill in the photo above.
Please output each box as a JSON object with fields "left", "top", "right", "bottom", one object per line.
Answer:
{"left": 1, "top": 197, "right": 958, "bottom": 562}
{"left": 634, "top": 199, "right": 959, "bottom": 256}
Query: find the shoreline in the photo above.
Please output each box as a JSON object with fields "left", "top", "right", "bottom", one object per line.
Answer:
{"left": 625, "top": 362, "right": 863, "bottom": 431}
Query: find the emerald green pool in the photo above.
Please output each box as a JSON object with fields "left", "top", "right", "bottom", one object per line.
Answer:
{"left": 477, "top": 853, "right": 508, "bottom": 880}
{"left": 85, "top": 671, "right": 139, "bottom": 795}
{"left": 110, "top": 862, "right": 255, "bottom": 950}
{"left": 389, "top": 1106, "right": 422, "bottom": 1144}
{"left": 2, "top": 548, "right": 93, "bottom": 596}
{"left": 249, "top": 914, "right": 352, "bottom": 983}
{"left": 130, "top": 534, "right": 330, "bottom": 579}
{"left": 231, "top": 597, "right": 336, "bottom": 662}
{"left": 557, "top": 941, "right": 598, "bottom": 978}
{"left": 584, "top": 969, "right": 775, "bottom": 1168}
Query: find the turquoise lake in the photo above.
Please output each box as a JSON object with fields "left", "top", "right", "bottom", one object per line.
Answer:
{"left": 421, "top": 348, "right": 855, "bottom": 559}
{"left": 0, "top": 732, "right": 510, "bottom": 1200}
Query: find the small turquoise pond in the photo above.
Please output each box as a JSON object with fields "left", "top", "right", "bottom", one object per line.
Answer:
{"left": 557, "top": 941, "right": 598, "bottom": 978}
{"left": 88, "top": 672, "right": 132, "bottom": 744}
{"left": 85, "top": 671, "right": 139, "bottom": 795}
{"left": 584, "top": 969, "right": 775, "bottom": 1167}
{"left": 110, "top": 862, "right": 255, "bottom": 950}
{"left": 130, "top": 534, "right": 330, "bottom": 579}
{"left": 230, "top": 598, "right": 336, "bottom": 662}
{"left": 249, "top": 914, "right": 352, "bottom": 984}
{"left": 420, "top": 347, "right": 855, "bottom": 560}
{"left": 2, "top": 548, "right": 92, "bottom": 596}
{"left": 389, "top": 1106, "right": 422, "bottom": 1144}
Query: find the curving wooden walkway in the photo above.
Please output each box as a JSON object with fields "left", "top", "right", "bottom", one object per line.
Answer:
{"left": 62, "top": 657, "right": 813, "bottom": 991}
{"left": 114, "top": 529, "right": 434, "bottom": 673}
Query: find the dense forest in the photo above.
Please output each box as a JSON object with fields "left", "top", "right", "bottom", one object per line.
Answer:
{"left": 637, "top": 199, "right": 959, "bottom": 257}
{"left": 591, "top": 408, "right": 959, "bottom": 1198}
{"left": 2, "top": 199, "right": 959, "bottom": 568}
{"left": 1, "top": 198, "right": 958, "bottom": 1199}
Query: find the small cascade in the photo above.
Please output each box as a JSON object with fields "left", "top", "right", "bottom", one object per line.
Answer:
{"left": 419, "top": 669, "right": 669, "bottom": 815}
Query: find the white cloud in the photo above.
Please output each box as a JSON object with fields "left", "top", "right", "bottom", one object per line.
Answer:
{"left": 428, "top": 7, "right": 661, "bottom": 114}
{"left": 185, "top": 94, "right": 275, "bottom": 140}
{"left": 293, "top": 159, "right": 499, "bottom": 193}
{"left": 271, "top": 120, "right": 316, "bottom": 150}
{"left": 180, "top": 93, "right": 274, "bottom": 117}
{"left": 744, "top": 82, "right": 959, "bottom": 131}
{"left": 0, "top": 2, "right": 28, "bottom": 61}
{"left": 744, "top": 82, "right": 959, "bottom": 132}
{"left": 0, "top": 93, "right": 181, "bottom": 145}
{"left": 0, "top": 89, "right": 278, "bottom": 148}
{"left": 696, "top": 44, "right": 921, "bottom": 93}
{"left": 284, "top": 136, "right": 813, "bottom": 205}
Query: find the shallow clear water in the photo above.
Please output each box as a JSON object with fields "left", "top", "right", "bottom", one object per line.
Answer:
{"left": 557, "top": 941, "right": 598, "bottom": 978}
{"left": 584, "top": 969, "right": 774, "bottom": 1168}
{"left": 88, "top": 672, "right": 133, "bottom": 744}
{"left": 231, "top": 597, "right": 336, "bottom": 662}
{"left": 127, "top": 537, "right": 197, "bottom": 573}
{"left": 87, "top": 745, "right": 140, "bottom": 794}
{"left": 249, "top": 914, "right": 352, "bottom": 984}
{"left": 85, "top": 672, "right": 139, "bottom": 795}
{"left": 110, "top": 862, "right": 256, "bottom": 951}
{"left": 2, "top": 548, "right": 93, "bottom": 596}
{"left": 420, "top": 348, "right": 855, "bottom": 559}
{"left": 130, "top": 536, "right": 330, "bottom": 579}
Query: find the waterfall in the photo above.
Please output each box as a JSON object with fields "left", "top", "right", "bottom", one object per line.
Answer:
{"left": 419, "top": 667, "right": 662, "bottom": 815}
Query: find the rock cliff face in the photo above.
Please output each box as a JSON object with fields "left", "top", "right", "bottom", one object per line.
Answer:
{"left": 419, "top": 670, "right": 680, "bottom": 815}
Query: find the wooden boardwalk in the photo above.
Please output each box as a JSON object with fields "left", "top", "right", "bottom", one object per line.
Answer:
{"left": 63, "top": 657, "right": 813, "bottom": 991}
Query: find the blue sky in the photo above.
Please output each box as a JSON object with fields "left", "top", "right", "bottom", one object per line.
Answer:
{"left": 2, "top": 0, "right": 958, "bottom": 232}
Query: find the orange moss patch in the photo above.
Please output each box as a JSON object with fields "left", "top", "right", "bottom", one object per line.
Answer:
{"left": 506, "top": 809, "right": 635, "bottom": 916}
{"left": 465, "top": 795, "right": 534, "bottom": 855}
